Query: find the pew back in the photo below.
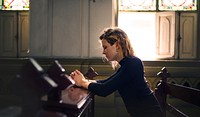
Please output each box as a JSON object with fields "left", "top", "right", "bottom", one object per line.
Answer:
{"left": 155, "top": 67, "right": 200, "bottom": 117}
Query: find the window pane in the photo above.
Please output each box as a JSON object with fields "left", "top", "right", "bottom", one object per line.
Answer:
{"left": 2, "top": 0, "right": 29, "bottom": 10}
{"left": 118, "top": 12, "right": 157, "bottom": 60}
{"left": 159, "top": 0, "right": 197, "bottom": 11}
{"left": 119, "top": 0, "right": 156, "bottom": 11}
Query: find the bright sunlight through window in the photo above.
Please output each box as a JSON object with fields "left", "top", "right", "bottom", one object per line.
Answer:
{"left": 118, "top": 12, "right": 157, "bottom": 60}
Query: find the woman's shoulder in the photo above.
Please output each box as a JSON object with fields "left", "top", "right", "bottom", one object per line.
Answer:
{"left": 126, "top": 56, "right": 142, "bottom": 63}
{"left": 127, "top": 56, "right": 144, "bottom": 71}
{"left": 128, "top": 56, "right": 144, "bottom": 67}
{"left": 120, "top": 56, "right": 143, "bottom": 66}
{"left": 119, "top": 56, "right": 144, "bottom": 72}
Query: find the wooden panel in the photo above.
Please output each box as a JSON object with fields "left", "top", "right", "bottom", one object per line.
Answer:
{"left": 167, "top": 83, "right": 200, "bottom": 107}
{"left": 180, "top": 13, "right": 197, "bottom": 59}
{"left": 159, "top": 17, "right": 171, "bottom": 54}
{"left": 156, "top": 12, "right": 175, "bottom": 59}
{"left": 0, "top": 12, "right": 17, "bottom": 57}
{"left": 18, "top": 12, "right": 29, "bottom": 57}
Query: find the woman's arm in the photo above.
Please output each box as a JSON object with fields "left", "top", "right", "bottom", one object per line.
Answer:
{"left": 70, "top": 70, "right": 96, "bottom": 89}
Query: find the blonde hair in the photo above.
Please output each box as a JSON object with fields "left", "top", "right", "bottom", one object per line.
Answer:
{"left": 99, "top": 27, "right": 135, "bottom": 69}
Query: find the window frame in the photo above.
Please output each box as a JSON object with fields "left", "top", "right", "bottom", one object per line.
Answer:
{"left": 116, "top": 0, "right": 199, "bottom": 60}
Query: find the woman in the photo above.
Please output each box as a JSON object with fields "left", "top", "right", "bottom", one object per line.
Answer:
{"left": 70, "top": 27, "right": 163, "bottom": 117}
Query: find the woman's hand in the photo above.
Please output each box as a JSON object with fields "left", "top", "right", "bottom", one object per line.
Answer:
{"left": 70, "top": 70, "right": 89, "bottom": 89}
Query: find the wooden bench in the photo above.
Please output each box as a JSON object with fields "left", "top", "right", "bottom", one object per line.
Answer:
{"left": 43, "top": 60, "right": 97, "bottom": 117}
{"left": 6, "top": 58, "right": 97, "bottom": 117}
{"left": 155, "top": 67, "right": 200, "bottom": 117}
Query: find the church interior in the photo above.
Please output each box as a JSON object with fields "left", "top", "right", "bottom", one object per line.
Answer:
{"left": 0, "top": 0, "right": 200, "bottom": 117}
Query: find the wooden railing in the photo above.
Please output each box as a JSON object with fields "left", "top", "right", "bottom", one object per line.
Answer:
{"left": 155, "top": 67, "right": 200, "bottom": 117}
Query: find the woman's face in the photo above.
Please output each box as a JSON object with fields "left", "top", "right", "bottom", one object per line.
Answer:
{"left": 101, "top": 39, "right": 118, "bottom": 61}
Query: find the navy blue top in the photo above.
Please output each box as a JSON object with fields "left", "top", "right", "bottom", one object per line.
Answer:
{"left": 88, "top": 56, "right": 163, "bottom": 117}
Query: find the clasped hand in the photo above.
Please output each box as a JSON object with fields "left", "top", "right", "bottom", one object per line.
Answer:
{"left": 70, "top": 70, "right": 86, "bottom": 87}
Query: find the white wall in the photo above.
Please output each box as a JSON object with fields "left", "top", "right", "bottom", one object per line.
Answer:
{"left": 29, "top": 0, "right": 115, "bottom": 58}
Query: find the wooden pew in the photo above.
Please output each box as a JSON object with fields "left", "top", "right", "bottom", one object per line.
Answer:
{"left": 155, "top": 67, "right": 200, "bottom": 117}
{"left": 46, "top": 60, "right": 75, "bottom": 102}
{"left": 42, "top": 60, "right": 98, "bottom": 117}
{"left": 6, "top": 58, "right": 98, "bottom": 117}
{"left": 10, "top": 58, "right": 58, "bottom": 117}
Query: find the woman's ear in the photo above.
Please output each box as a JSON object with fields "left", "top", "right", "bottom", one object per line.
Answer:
{"left": 115, "top": 42, "right": 121, "bottom": 50}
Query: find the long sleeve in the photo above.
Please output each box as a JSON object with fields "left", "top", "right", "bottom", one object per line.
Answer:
{"left": 88, "top": 57, "right": 162, "bottom": 116}
{"left": 88, "top": 66, "right": 129, "bottom": 97}
{"left": 88, "top": 56, "right": 148, "bottom": 97}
